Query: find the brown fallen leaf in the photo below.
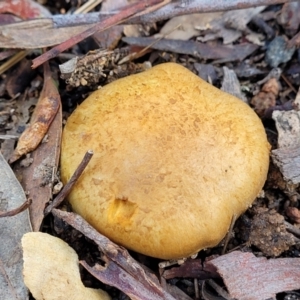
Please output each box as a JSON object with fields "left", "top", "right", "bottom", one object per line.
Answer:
{"left": 250, "top": 77, "right": 280, "bottom": 117}
{"left": 52, "top": 209, "right": 177, "bottom": 300}
{"left": 162, "top": 259, "right": 219, "bottom": 280}
{"left": 9, "top": 62, "right": 60, "bottom": 164}
{"left": 208, "top": 251, "right": 300, "bottom": 300}
{"left": 286, "top": 207, "right": 300, "bottom": 224}
{"left": 15, "top": 99, "right": 62, "bottom": 231}
{"left": 22, "top": 232, "right": 110, "bottom": 300}
{"left": 93, "top": 0, "right": 129, "bottom": 50}
{"left": 122, "top": 37, "right": 259, "bottom": 62}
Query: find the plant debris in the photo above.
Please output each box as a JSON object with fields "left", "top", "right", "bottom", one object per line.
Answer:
{"left": 208, "top": 251, "right": 300, "bottom": 300}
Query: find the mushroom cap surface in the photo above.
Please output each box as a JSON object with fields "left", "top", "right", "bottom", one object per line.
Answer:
{"left": 61, "top": 63, "right": 270, "bottom": 259}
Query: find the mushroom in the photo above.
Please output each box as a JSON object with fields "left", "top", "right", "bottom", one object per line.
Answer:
{"left": 60, "top": 63, "right": 270, "bottom": 260}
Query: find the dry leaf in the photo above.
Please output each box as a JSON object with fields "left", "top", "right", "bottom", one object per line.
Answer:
{"left": 9, "top": 62, "right": 60, "bottom": 163}
{"left": 0, "top": 0, "right": 51, "bottom": 19}
{"left": 250, "top": 77, "right": 280, "bottom": 117}
{"left": 15, "top": 101, "right": 62, "bottom": 231}
{"left": 22, "top": 232, "right": 110, "bottom": 300}
{"left": 52, "top": 209, "right": 176, "bottom": 300}
{"left": 286, "top": 207, "right": 300, "bottom": 223}
{"left": 196, "top": 7, "right": 265, "bottom": 44}
{"left": 0, "top": 151, "right": 32, "bottom": 300}
{"left": 221, "top": 66, "right": 247, "bottom": 102}
{"left": 208, "top": 251, "right": 300, "bottom": 300}
{"left": 158, "top": 13, "right": 222, "bottom": 41}
{"left": 122, "top": 37, "right": 259, "bottom": 62}
{"left": 93, "top": 0, "right": 129, "bottom": 49}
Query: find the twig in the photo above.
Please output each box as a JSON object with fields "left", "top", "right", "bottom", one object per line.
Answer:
{"left": 207, "top": 279, "right": 234, "bottom": 300}
{"left": 222, "top": 214, "right": 237, "bottom": 255}
{"left": 0, "top": 50, "right": 30, "bottom": 76}
{"left": 44, "top": 150, "right": 93, "bottom": 215}
{"left": 31, "top": 0, "right": 165, "bottom": 68}
{"left": 0, "top": 198, "right": 32, "bottom": 218}
{"left": 30, "top": 0, "right": 295, "bottom": 29}
{"left": 285, "top": 221, "right": 300, "bottom": 238}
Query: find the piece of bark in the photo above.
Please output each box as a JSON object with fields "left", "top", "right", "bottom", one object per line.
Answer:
{"left": 271, "top": 109, "right": 300, "bottom": 184}
{"left": 52, "top": 209, "right": 176, "bottom": 300}
{"left": 208, "top": 251, "right": 300, "bottom": 300}
{"left": 123, "top": 37, "right": 259, "bottom": 62}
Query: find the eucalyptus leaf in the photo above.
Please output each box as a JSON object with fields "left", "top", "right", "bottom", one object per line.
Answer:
{"left": 0, "top": 151, "right": 32, "bottom": 300}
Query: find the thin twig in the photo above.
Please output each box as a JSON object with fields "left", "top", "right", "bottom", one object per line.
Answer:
{"left": 30, "top": 0, "right": 295, "bottom": 29}
{"left": 0, "top": 198, "right": 32, "bottom": 218}
{"left": 44, "top": 150, "right": 94, "bottom": 216}
{"left": 31, "top": 0, "right": 165, "bottom": 68}
{"left": 221, "top": 214, "right": 237, "bottom": 255}
{"left": 207, "top": 279, "right": 234, "bottom": 300}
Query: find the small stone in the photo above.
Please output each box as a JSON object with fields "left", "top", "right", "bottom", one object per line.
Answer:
{"left": 265, "top": 36, "right": 295, "bottom": 67}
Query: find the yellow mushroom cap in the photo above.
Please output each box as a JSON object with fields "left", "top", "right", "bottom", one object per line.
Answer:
{"left": 60, "top": 63, "right": 270, "bottom": 259}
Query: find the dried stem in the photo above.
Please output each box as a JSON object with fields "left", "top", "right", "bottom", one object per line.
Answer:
{"left": 44, "top": 150, "right": 93, "bottom": 216}
{"left": 0, "top": 198, "right": 32, "bottom": 218}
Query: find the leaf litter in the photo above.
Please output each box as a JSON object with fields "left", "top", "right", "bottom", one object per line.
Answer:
{"left": 2, "top": 1, "right": 300, "bottom": 299}
{"left": 0, "top": 151, "right": 32, "bottom": 300}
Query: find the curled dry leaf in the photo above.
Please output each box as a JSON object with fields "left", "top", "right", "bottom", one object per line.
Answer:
{"left": 208, "top": 251, "right": 300, "bottom": 300}
{"left": 22, "top": 232, "right": 110, "bottom": 300}
{"left": 250, "top": 77, "right": 280, "bottom": 117}
{"left": 286, "top": 207, "right": 300, "bottom": 224}
{"left": 9, "top": 62, "right": 60, "bottom": 163}
{"left": 16, "top": 101, "right": 62, "bottom": 231}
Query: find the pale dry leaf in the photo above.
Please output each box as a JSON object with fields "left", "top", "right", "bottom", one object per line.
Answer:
{"left": 221, "top": 66, "right": 247, "bottom": 102}
{"left": 0, "top": 151, "right": 32, "bottom": 300}
{"left": 158, "top": 13, "right": 222, "bottom": 41}
{"left": 197, "top": 7, "right": 265, "bottom": 44}
{"left": 22, "top": 232, "right": 110, "bottom": 300}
